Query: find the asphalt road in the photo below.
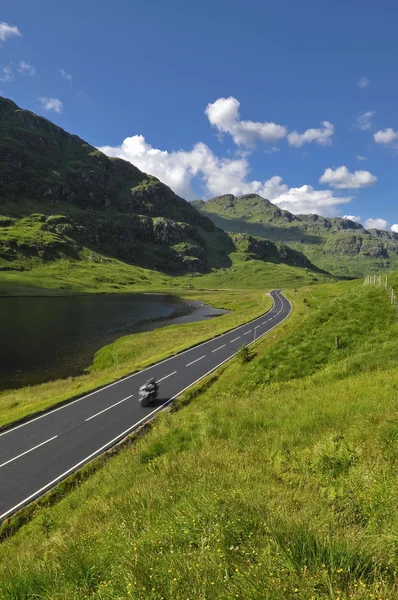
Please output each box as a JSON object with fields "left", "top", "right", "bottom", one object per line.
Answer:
{"left": 0, "top": 290, "right": 291, "bottom": 521}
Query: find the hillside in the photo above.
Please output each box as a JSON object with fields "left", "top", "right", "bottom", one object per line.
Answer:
{"left": 2, "top": 281, "right": 398, "bottom": 598}
{"left": 0, "top": 98, "right": 327, "bottom": 293}
{"left": 193, "top": 194, "right": 398, "bottom": 277}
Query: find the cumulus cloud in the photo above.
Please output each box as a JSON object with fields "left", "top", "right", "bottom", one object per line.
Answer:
{"left": 390, "top": 224, "right": 398, "bottom": 233}
{"left": 287, "top": 121, "right": 334, "bottom": 147}
{"left": 343, "top": 215, "right": 361, "bottom": 223}
{"left": 319, "top": 166, "right": 377, "bottom": 189}
{"left": 357, "top": 77, "right": 370, "bottom": 89}
{"left": 0, "top": 22, "right": 21, "bottom": 42}
{"left": 99, "top": 134, "right": 352, "bottom": 215}
{"left": 355, "top": 111, "right": 375, "bottom": 131}
{"left": 364, "top": 218, "right": 388, "bottom": 230}
{"left": 356, "top": 155, "right": 367, "bottom": 161}
{"left": 18, "top": 61, "right": 36, "bottom": 76}
{"left": 374, "top": 128, "right": 398, "bottom": 145}
{"left": 39, "top": 97, "right": 63, "bottom": 113}
{"left": 59, "top": 69, "right": 72, "bottom": 84}
{"left": 0, "top": 65, "right": 14, "bottom": 82}
{"left": 205, "top": 96, "right": 287, "bottom": 148}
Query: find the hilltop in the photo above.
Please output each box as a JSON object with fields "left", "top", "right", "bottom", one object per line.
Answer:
{"left": 193, "top": 194, "right": 398, "bottom": 277}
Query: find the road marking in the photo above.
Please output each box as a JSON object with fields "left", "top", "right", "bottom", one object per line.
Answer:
{"left": 230, "top": 336, "right": 241, "bottom": 343}
{"left": 262, "top": 321, "right": 268, "bottom": 325}
{"left": 254, "top": 325, "right": 260, "bottom": 330}
{"left": 212, "top": 344, "right": 226, "bottom": 353}
{"left": 0, "top": 294, "right": 293, "bottom": 522}
{"left": 157, "top": 371, "right": 177, "bottom": 383}
{"left": 186, "top": 356, "right": 205, "bottom": 367}
{"left": 86, "top": 395, "right": 134, "bottom": 421}
{"left": 0, "top": 436, "right": 58, "bottom": 469}
{"left": 244, "top": 330, "right": 252, "bottom": 335}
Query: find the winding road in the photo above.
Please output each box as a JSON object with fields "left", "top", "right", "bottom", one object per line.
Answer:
{"left": 0, "top": 290, "right": 291, "bottom": 521}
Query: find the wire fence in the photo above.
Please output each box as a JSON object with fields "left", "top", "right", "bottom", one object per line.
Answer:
{"left": 364, "top": 274, "right": 397, "bottom": 306}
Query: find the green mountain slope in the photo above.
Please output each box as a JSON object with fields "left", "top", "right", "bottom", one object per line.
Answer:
{"left": 193, "top": 194, "right": 398, "bottom": 277}
{"left": 0, "top": 96, "right": 235, "bottom": 275}
{"left": 0, "top": 98, "right": 328, "bottom": 293}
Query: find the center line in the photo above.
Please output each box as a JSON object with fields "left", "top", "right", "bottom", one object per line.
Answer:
{"left": 244, "top": 330, "right": 252, "bottom": 335}
{"left": 254, "top": 325, "right": 260, "bottom": 329}
{"left": 230, "top": 336, "right": 241, "bottom": 343}
{"left": 158, "top": 371, "right": 177, "bottom": 383}
{"left": 0, "top": 435, "right": 58, "bottom": 469}
{"left": 86, "top": 395, "right": 134, "bottom": 421}
{"left": 212, "top": 344, "right": 226, "bottom": 353}
{"left": 262, "top": 321, "right": 268, "bottom": 324}
{"left": 186, "top": 355, "right": 205, "bottom": 367}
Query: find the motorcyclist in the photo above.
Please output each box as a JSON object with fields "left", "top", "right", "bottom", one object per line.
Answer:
{"left": 144, "top": 377, "right": 158, "bottom": 399}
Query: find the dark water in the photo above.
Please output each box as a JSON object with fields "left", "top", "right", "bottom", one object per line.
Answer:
{"left": 0, "top": 294, "right": 228, "bottom": 390}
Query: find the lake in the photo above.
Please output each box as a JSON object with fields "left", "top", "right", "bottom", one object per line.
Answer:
{"left": 0, "top": 294, "right": 228, "bottom": 390}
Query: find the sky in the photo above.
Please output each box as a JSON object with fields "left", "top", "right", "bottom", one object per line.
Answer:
{"left": 1, "top": 0, "right": 398, "bottom": 230}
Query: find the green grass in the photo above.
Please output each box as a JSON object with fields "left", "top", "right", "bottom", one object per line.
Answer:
{"left": 0, "top": 289, "right": 272, "bottom": 428}
{"left": 0, "top": 247, "right": 327, "bottom": 297}
{"left": 1, "top": 280, "right": 398, "bottom": 598}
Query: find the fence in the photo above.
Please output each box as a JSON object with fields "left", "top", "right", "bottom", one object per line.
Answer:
{"left": 364, "top": 274, "right": 397, "bottom": 305}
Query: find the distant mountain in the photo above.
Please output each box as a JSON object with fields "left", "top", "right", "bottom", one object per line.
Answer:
{"left": 193, "top": 194, "right": 398, "bottom": 277}
{"left": 0, "top": 98, "right": 325, "bottom": 285}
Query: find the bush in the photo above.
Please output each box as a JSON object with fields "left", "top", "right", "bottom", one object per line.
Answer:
{"left": 237, "top": 344, "right": 253, "bottom": 364}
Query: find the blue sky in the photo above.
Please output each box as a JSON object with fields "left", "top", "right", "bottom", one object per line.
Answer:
{"left": 1, "top": 0, "right": 398, "bottom": 229}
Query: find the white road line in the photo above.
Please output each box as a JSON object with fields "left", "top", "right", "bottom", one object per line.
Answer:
{"left": 230, "top": 336, "right": 241, "bottom": 343}
{"left": 212, "top": 344, "right": 226, "bottom": 353}
{"left": 0, "top": 294, "right": 293, "bottom": 522}
{"left": 0, "top": 436, "right": 58, "bottom": 469}
{"left": 86, "top": 395, "right": 134, "bottom": 422}
{"left": 262, "top": 321, "right": 268, "bottom": 325}
{"left": 254, "top": 325, "right": 260, "bottom": 330}
{"left": 244, "top": 330, "right": 252, "bottom": 335}
{"left": 186, "top": 356, "right": 205, "bottom": 367}
{"left": 157, "top": 371, "right": 177, "bottom": 383}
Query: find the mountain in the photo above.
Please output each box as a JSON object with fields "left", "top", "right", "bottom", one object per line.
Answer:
{"left": 0, "top": 97, "right": 236, "bottom": 275}
{"left": 0, "top": 98, "right": 326, "bottom": 291}
{"left": 193, "top": 194, "right": 398, "bottom": 277}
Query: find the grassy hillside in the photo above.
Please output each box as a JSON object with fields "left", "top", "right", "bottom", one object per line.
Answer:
{"left": 194, "top": 194, "right": 398, "bottom": 278}
{"left": 0, "top": 96, "right": 235, "bottom": 276}
{"left": 2, "top": 280, "right": 398, "bottom": 598}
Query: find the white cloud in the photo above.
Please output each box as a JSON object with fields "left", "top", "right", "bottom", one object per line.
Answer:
{"left": 374, "top": 128, "right": 398, "bottom": 145}
{"left": 319, "top": 166, "right": 377, "bottom": 189}
{"left": 391, "top": 224, "right": 398, "bottom": 233}
{"left": 355, "top": 111, "right": 375, "bottom": 131}
{"left": 364, "top": 218, "right": 388, "bottom": 230}
{"left": 0, "top": 22, "right": 21, "bottom": 42}
{"left": 59, "top": 69, "right": 72, "bottom": 84}
{"left": 205, "top": 96, "right": 287, "bottom": 148}
{"left": 287, "top": 121, "right": 334, "bottom": 148}
{"left": 356, "top": 155, "right": 367, "bottom": 161}
{"left": 99, "top": 134, "right": 352, "bottom": 216}
{"left": 18, "top": 61, "right": 36, "bottom": 76}
{"left": 39, "top": 97, "right": 63, "bottom": 113}
{"left": 343, "top": 215, "right": 361, "bottom": 223}
{"left": 357, "top": 77, "right": 370, "bottom": 89}
{"left": 0, "top": 65, "right": 14, "bottom": 82}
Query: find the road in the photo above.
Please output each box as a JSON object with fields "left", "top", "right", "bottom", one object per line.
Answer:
{"left": 0, "top": 290, "right": 291, "bottom": 521}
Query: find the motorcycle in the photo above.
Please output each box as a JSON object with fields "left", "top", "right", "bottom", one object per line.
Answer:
{"left": 139, "top": 384, "right": 158, "bottom": 407}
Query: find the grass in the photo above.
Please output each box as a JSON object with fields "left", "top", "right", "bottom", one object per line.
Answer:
{"left": 2, "top": 280, "right": 398, "bottom": 598}
{"left": 0, "top": 249, "right": 328, "bottom": 297}
{"left": 0, "top": 289, "right": 273, "bottom": 428}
